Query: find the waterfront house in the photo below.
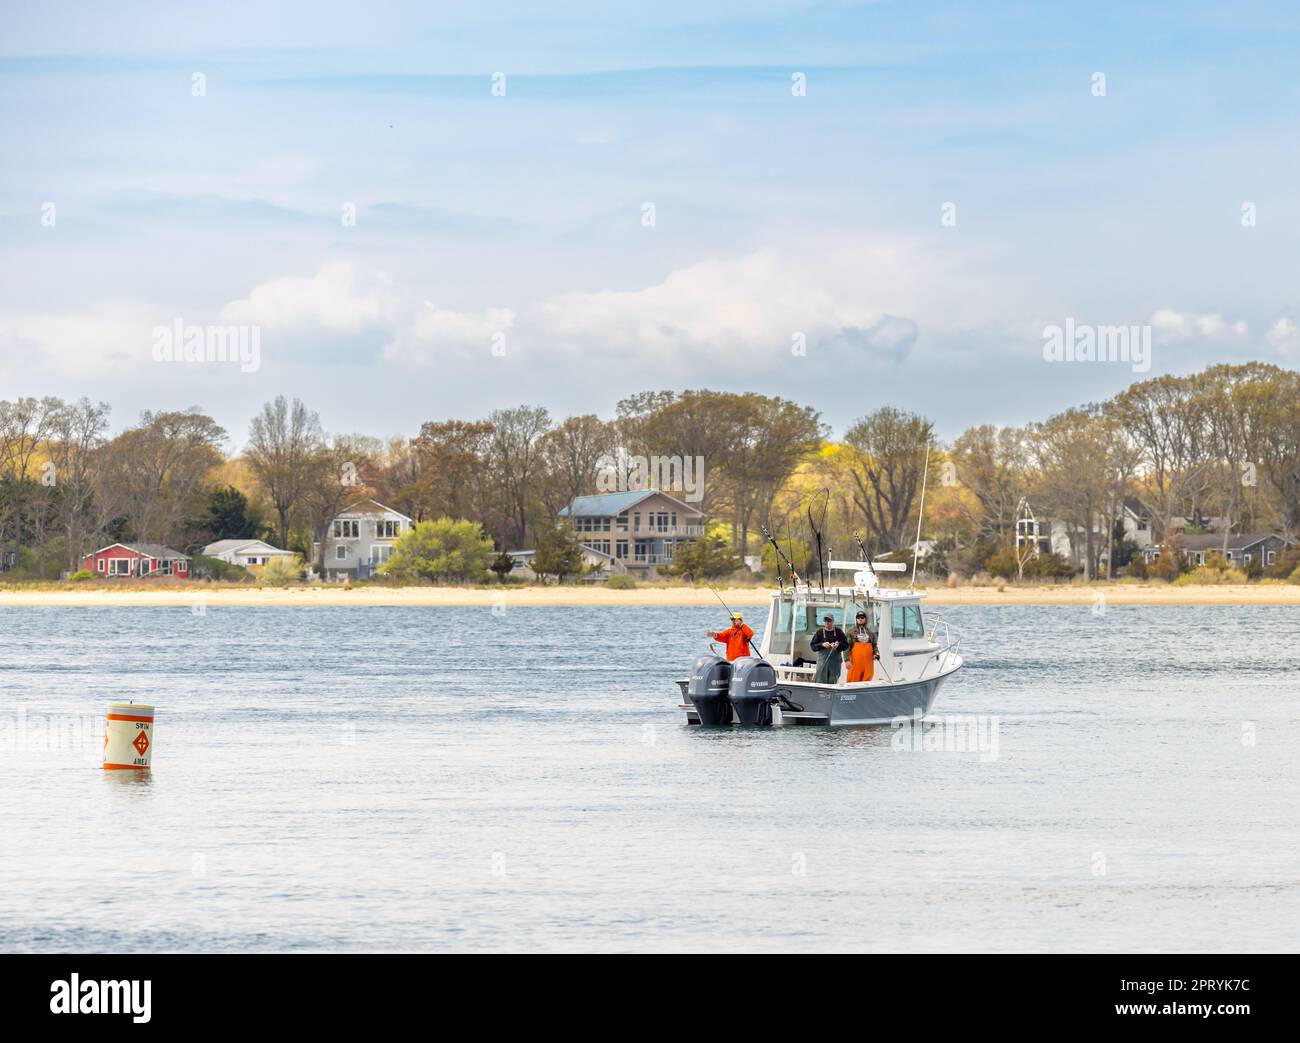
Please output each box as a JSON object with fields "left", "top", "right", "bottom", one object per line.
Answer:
{"left": 312, "top": 499, "right": 412, "bottom": 581}
{"left": 1142, "top": 533, "right": 1293, "bottom": 570}
{"left": 83, "top": 543, "right": 191, "bottom": 579}
{"left": 202, "top": 539, "right": 296, "bottom": 571}
{"left": 557, "top": 491, "right": 705, "bottom": 577}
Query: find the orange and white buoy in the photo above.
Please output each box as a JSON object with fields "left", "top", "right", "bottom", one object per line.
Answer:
{"left": 103, "top": 702, "right": 154, "bottom": 771}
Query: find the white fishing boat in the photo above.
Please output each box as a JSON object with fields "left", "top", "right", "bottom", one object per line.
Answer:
{"left": 676, "top": 560, "right": 963, "bottom": 727}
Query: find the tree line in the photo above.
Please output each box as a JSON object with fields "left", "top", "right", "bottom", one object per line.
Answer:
{"left": 2, "top": 362, "right": 1298, "bottom": 581}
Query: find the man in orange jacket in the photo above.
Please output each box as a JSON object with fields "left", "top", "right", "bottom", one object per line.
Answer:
{"left": 707, "top": 613, "right": 755, "bottom": 661}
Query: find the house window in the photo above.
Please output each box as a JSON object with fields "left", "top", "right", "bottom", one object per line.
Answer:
{"left": 176, "top": 561, "right": 187, "bottom": 573}
{"left": 370, "top": 545, "right": 392, "bottom": 566}
{"left": 376, "top": 519, "right": 400, "bottom": 538}
{"left": 334, "top": 519, "right": 359, "bottom": 538}
{"left": 336, "top": 546, "right": 347, "bottom": 560}
{"left": 161, "top": 560, "right": 172, "bottom": 575}
{"left": 1243, "top": 553, "right": 1252, "bottom": 566}
{"left": 583, "top": 540, "right": 611, "bottom": 556}
{"left": 616, "top": 540, "right": 628, "bottom": 559}
{"left": 97, "top": 558, "right": 106, "bottom": 573}
{"left": 616, "top": 513, "right": 628, "bottom": 532}
{"left": 633, "top": 512, "right": 640, "bottom": 532}
{"left": 1267, "top": 550, "right": 1277, "bottom": 565}
{"left": 108, "top": 558, "right": 130, "bottom": 576}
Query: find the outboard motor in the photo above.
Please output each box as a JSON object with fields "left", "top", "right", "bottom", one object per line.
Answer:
{"left": 687, "top": 654, "right": 734, "bottom": 726}
{"left": 729, "top": 656, "right": 778, "bottom": 727}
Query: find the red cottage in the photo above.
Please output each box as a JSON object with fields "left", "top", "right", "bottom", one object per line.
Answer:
{"left": 82, "top": 543, "right": 191, "bottom": 579}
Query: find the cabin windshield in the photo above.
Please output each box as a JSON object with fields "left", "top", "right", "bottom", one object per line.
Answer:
{"left": 771, "top": 600, "right": 838, "bottom": 663}
{"left": 891, "top": 601, "right": 925, "bottom": 639}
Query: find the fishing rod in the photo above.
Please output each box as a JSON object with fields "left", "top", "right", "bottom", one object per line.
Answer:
{"left": 911, "top": 445, "right": 931, "bottom": 590}
{"left": 760, "top": 523, "right": 803, "bottom": 588}
{"left": 852, "top": 533, "right": 878, "bottom": 583}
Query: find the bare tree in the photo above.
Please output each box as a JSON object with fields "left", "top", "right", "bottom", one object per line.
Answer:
{"left": 486, "top": 406, "right": 551, "bottom": 548}
{"left": 246, "top": 397, "right": 324, "bottom": 549}
{"left": 46, "top": 399, "right": 111, "bottom": 572}
{"left": 537, "top": 415, "right": 617, "bottom": 520}
{"left": 101, "top": 410, "right": 226, "bottom": 546}
{"left": 840, "top": 407, "right": 935, "bottom": 552}
{"left": 0, "top": 396, "right": 61, "bottom": 572}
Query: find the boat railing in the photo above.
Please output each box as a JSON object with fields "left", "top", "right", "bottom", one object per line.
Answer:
{"left": 921, "top": 613, "right": 961, "bottom": 677}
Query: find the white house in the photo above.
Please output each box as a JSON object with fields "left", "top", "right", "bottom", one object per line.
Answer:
{"left": 312, "top": 499, "right": 413, "bottom": 581}
{"left": 202, "top": 539, "right": 296, "bottom": 571}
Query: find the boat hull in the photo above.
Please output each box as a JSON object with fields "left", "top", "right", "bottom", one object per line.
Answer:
{"left": 677, "top": 661, "right": 961, "bottom": 727}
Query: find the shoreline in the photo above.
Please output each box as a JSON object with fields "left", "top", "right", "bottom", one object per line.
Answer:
{"left": 0, "top": 584, "right": 1297, "bottom": 607}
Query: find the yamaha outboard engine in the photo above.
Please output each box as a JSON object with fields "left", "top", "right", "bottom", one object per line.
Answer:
{"left": 729, "top": 656, "right": 778, "bottom": 727}
{"left": 686, "top": 654, "right": 734, "bottom": 726}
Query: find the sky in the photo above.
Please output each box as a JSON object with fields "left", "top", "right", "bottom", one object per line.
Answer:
{"left": 1, "top": 0, "right": 1298, "bottom": 451}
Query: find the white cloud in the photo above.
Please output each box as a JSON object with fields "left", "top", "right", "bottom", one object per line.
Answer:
{"left": 382, "top": 302, "right": 517, "bottom": 364}
{"left": 221, "top": 261, "right": 399, "bottom": 332}
{"left": 0, "top": 304, "right": 157, "bottom": 376}
{"left": 1150, "top": 308, "right": 1249, "bottom": 344}
{"left": 1265, "top": 317, "right": 1297, "bottom": 354}
{"left": 532, "top": 248, "right": 919, "bottom": 369}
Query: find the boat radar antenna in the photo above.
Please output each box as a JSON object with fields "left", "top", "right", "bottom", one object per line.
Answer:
{"left": 910, "top": 444, "right": 930, "bottom": 590}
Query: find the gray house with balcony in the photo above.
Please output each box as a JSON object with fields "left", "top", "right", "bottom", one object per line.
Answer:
{"left": 313, "top": 498, "right": 413, "bottom": 581}
{"left": 557, "top": 490, "right": 705, "bottom": 576}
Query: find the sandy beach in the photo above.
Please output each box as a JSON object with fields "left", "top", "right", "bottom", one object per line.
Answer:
{"left": 0, "top": 583, "right": 1297, "bottom": 607}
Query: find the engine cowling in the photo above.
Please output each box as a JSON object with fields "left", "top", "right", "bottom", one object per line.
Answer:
{"left": 729, "top": 656, "right": 778, "bottom": 726}
{"left": 686, "top": 654, "right": 734, "bottom": 726}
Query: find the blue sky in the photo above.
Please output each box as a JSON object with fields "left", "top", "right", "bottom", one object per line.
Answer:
{"left": 2, "top": 1, "right": 1298, "bottom": 448}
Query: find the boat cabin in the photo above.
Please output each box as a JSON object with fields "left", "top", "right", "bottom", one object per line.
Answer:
{"left": 756, "top": 561, "right": 955, "bottom": 686}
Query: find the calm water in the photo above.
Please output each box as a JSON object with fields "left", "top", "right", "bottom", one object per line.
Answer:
{"left": 1, "top": 603, "right": 1297, "bottom": 953}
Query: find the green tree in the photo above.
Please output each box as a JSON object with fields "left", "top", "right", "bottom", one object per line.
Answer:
{"left": 663, "top": 537, "right": 742, "bottom": 581}
{"left": 203, "top": 485, "right": 260, "bottom": 541}
{"left": 379, "top": 518, "right": 494, "bottom": 583}
{"left": 531, "top": 524, "right": 584, "bottom": 583}
{"left": 490, "top": 551, "right": 515, "bottom": 582}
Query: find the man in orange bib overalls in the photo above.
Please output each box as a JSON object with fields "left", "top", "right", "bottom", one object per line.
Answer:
{"left": 846, "top": 609, "right": 876, "bottom": 682}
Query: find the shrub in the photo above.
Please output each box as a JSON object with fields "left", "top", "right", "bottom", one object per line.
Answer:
{"left": 68, "top": 568, "right": 94, "bottom": 582}
{"left": 1172, "top": 556, "right": 1248, "bottom": 586}
{"left": 1263, "top": 546, "right": 1300, "bottom": 580}
{"left": 530, "top": 525, "right": 586, "bottom": 584}
{"left": 662, "top": 537, "right": 743, "bottom": 581}
{"left": 256, "top": 555, "right": 305, "bottom": 586}
{"left": 604, "top": 573, "right": 637, "bottom": 590}
{"left": 381, "top": 518, "right": 496, "bottom": 584}
{"left": 191, "top": 554, "right": 253, "bottom": 582}
{"left": 489, "top": 552, "right": 515, "bottom": 582}
{"left": 1147, "top": 554, "right": 1180, "bottom": 582}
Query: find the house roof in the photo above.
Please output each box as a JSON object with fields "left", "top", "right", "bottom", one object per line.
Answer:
{"left": 337, "top": 498, "right": 413, "bottom": 521}
{"left": 202, "top": 539, "right": 292, "bottom": 556}
{"left": 88, "top": 542, "right": 189, "bottom": 559}
{"left": 1179, "top": 533, "right": 1287, "bottom": 552}
{"left": 558, "top": 490, "right": 703, "bottom": 517}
